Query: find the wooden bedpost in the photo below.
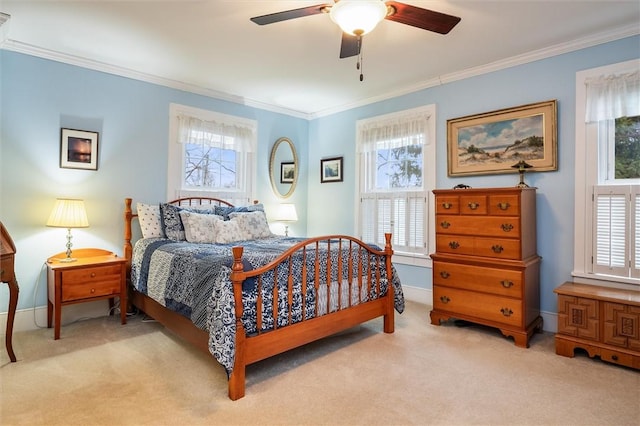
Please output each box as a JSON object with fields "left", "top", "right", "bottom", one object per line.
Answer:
{"left": 124, "top": 198, "right": 133, "bottom": 268}
{"left": 228, "top": 246, "right": 247, "bottom": 400}
{"left": 383, "top": 233, "right": 395, "bottom": 334}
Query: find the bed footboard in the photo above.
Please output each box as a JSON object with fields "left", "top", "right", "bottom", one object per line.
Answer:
{"left": 227, "top": 234, "right": 395, "bottom": 400}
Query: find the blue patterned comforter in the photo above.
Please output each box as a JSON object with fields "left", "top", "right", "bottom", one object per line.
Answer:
{"left": 131, "top": 236, "right": 404, "bottom": 374}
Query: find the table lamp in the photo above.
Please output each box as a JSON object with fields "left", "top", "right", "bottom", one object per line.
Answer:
{"left": 46, "top": 198, "right": 89, "bottom": 262}
{"left": 276, "top": 203, "right": 298, "bottom": 237}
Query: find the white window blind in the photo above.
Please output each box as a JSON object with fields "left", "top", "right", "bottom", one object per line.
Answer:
{"left": 592, "top": 185, "right": 639, "bottom": 279}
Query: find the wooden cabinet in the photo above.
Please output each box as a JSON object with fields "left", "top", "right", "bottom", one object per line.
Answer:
{"left": 430, "top": 187, "right": 542, "bottom": 348}
{"left": 47, "top": 248, "right": 127, "bottom": 340}
{"left": 554, "top": 281, "right": 640, "bottom": 369}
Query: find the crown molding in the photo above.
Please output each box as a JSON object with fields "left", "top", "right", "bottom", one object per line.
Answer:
{"left": 2, "top": 23, "right": 637, "bottom": 121}
{"left": 309, "top": 23, "right": 640, "bottom": 118}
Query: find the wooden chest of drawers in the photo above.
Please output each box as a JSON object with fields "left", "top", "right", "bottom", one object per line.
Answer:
{"left": 430, "top": 187, "right": 542, "bottom": 347}
{"left": 554, "top": 282, "right": 640, "bottom": 369}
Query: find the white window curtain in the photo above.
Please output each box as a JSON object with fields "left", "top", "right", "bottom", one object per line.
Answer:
{"left": 177, "top": 114, "right": 255, "bottom": 152}
{"left": 585, "top": 71, "right": 640, "bottom": 122}
{"left": 357, "top": 111, "right": 428, "bottom": 153}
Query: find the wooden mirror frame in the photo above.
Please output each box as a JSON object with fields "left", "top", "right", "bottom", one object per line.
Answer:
{"left": 269, "top": 137, "right": 298, "bottom": 199}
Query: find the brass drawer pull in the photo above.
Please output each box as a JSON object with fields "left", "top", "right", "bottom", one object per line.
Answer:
{"left": 501, "top": 223, "right": 513, "bottom": 232}
{"left": 440, "top": 271, "right": 450, "bottom": 279}
{"left": 498, "top": 202, "right": 510, "bottom": 210}
{"left": 491, "top": 245, "right": 504, "bottom": 253}
{"left": 468, "top": 202, "right": 480, "bottom": 210}
{"left": 442, "top": 202, "right": 452, "bottom": 209}
{"left": 440, "top": 221, "right": 451, "bottom": 229}
{"left": 500, "top": 308, "right": 513, "bottom": 317}
{"left": 448, "top": 241, "right": 460, "bottom": 249}
{"left": 440, "top": 296, "right": 450, "bottom": 304}
{"left": 501, "top": 280, "right": 514, "bottom": 288}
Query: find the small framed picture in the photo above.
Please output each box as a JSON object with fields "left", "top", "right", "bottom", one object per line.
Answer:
{"left": 280, "top": 161, "right": 295, "bottom": 183}
{"left": 60, "top": 128, "right": 99, "bottom": 170}
{"left": 320, "top": 156, "right": 343, "bottom": 183}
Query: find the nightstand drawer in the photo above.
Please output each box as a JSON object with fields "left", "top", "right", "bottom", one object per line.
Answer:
{"left": 61, "top": 265, "right": 122, "bottom": 301}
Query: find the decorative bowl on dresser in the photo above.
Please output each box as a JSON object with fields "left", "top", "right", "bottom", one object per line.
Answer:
{"left": 430, "top": 186, "right": 543, "bottom": 348}
{"left": 554, "top": 281, "right": 640, "bottom": 369}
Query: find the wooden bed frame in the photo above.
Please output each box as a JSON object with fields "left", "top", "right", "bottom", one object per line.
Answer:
{"left": 123, "top": 197, "right": 396, "bottom": 400}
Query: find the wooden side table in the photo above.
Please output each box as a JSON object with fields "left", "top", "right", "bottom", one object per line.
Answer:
{"left": 1, "top": 222, "right": 19, "bottom": 362}
{"left": 46, "top": 248, "right": 127, "bottom": 340}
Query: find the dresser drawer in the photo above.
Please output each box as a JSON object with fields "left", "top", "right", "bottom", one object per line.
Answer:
{"left": 436, "top": 235, "right": 521, "bottom": 260}
{"left": 435, "top": 195, "right": 460, "bottom": 214}
{"left": 437, "top": 215, "right": 520, "bottom": 238}
{"left": 459, "top": 195, "right": 488, "bottom": 215}
{"left": 433, "top": 261, "right": 523, "bottom": 297}
{"left": 61, "top": 264, "right": 123, "bottom": 301}
{"left": 433, "top": 285, "right": 523, "bottom": 327}
{"left": 488, "top": 194, "right": 521, "bottom": 216}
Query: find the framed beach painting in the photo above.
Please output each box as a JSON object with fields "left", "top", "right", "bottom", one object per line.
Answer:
{"left": 447, "top": 100, "right": 557, "bottom": 176}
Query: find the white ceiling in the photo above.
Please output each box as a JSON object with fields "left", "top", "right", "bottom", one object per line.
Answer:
{"left": 1, "top": 1, "right": 639, "bottom": 118}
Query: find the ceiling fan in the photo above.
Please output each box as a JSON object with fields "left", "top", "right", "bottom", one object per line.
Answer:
{"left": 250, "top": 1, "right": 461, "bottom": 60}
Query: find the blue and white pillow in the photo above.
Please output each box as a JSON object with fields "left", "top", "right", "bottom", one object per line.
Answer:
{"left": 160, "top": 203, "right": 217, "bottom": 241}
{"left": 137, "top": 203, "right": 165, "bottom": 239}
{"left": 229, "top": 211, "right": 272, "bottom": 240}
{"left": 215, "top": 203, "right": 264, "bottom": 220}
{"left": 179, "top": 210, "right": 223, "bottom": 243}
{"left": 214, "top": 218, "right": 244, "bottom": 244}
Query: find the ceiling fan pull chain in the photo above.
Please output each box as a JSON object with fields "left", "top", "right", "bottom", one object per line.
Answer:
{"left": 357, "top": 36, "right": 364, "bottom": 82}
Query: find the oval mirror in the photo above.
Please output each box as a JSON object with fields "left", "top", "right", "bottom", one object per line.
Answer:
{"left": 269, "top": 137, "right": 298, "bottom": 199}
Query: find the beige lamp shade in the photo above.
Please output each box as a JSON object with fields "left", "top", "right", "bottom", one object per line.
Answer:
{"left": 276, "top": 203, "right": 298, "bottom": 222}
{"left": 46, "top": 198, "right": 89, "bottom": 228}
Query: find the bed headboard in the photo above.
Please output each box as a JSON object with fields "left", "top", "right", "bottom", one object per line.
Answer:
{"left": 123, "top": 197, "right": 239, "bottom": 266}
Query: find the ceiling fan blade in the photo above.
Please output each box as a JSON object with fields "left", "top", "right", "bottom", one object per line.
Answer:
{"left": 339, "top": 33, "right": 360, "bottom": 59}
{"left": 384, "top": 1, "right": 461, "bottom": 34}
{"left": 250, "top": 4, "right": 331, "bottom": 25}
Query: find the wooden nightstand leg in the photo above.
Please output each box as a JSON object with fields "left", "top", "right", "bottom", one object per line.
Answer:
{"left": 47, "top": 299, "right": 53, "bottom": 328}
{"left": 6, "top": 278, "right": 18, "bottom": 362}
{"left": 54, "top": 303, "right": 61, "bottom": 340}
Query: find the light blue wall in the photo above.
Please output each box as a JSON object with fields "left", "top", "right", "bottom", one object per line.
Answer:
{"left": 1, "top": 35, "right": 638, "bottom": 317}
{"left": 0, "top": 51, "right": 309, "bottom": 311}
{"left": 307, "top": 35, "right": 639, "bottom": 314}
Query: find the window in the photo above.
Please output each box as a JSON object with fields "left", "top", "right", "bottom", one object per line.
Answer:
{"left": 168, "top": 104, "right": 257, "bottom": 204}
{"left": 574, "top": 60, "right": 640, "bottom": 286}
{"left": 356, "top": 105, "right": 436, "bottom": 266}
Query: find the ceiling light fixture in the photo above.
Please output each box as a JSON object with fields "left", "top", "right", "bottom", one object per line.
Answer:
{"left": 329, "top": 0, "right": 388, "bottom": 36}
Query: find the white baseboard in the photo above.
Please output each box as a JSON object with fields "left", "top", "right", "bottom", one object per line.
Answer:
{"left": 1, "top": 287, "right": 558, "bottom": 335}
{"left": 0, "top": 300, "right": 113, "bottom": 335}
{"left": 401, "top": 284, "right": 557, "bottom": 333}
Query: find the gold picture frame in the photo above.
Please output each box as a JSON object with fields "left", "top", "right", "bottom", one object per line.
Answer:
{"left": 447, "top": 100, "right": 557, "bottom": 176}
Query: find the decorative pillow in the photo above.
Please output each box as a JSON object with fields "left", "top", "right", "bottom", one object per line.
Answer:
{"left": 213, "top": 218, "right": 245, "bottom": 244}
{"left": 159, "top": 203, "right": 221, "bottom": 241}
{"left": 215, "top": 203, "right": 264, "bottom": 220}
{"left": 228, "top": 211, "right": 272, "bottom": 240}
{"left": 137, "top": 203, "right": 165, "bottom": 239}
{"left": 179, "top": 211, "right": 223, "bottom": 243}
{"left": 160, "top": 203, "right": 186, "bottom": 241}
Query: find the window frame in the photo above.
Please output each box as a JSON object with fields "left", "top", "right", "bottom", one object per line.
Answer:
{"left": 167, "top": 103, "right": 257, "bottom": 203}
{"left": 573, "top": 59, "right": 640, "bottom": 288}
{"left": 355, "top": 104, "right": 436, "bottom": 267}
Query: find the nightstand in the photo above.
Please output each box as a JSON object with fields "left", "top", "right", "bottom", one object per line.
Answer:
{"left": 46, "top": 248, "right": 127, "bottom": 340}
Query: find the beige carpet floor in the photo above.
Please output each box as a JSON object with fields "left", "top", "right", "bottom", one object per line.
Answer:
{"left": 1, "top": 300, "right": 639, "bottom": 426}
